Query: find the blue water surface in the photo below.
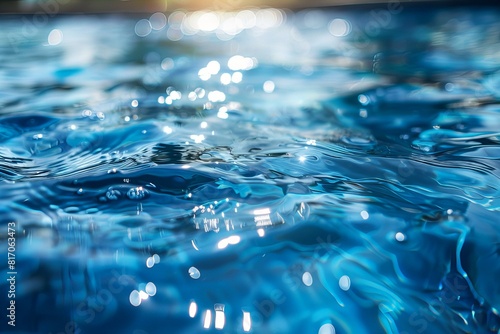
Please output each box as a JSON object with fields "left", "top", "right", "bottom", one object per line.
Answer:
{"left": 1, "top": 5, "right": 500, "bottom": 334}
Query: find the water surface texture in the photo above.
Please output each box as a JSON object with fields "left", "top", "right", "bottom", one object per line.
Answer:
{"left": 1, "top": 5, "right": 500, "bottom": 334}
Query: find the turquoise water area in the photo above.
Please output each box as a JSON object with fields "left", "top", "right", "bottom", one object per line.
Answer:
{"left": 0, "top": 5, "right": 500, "bottom": 334}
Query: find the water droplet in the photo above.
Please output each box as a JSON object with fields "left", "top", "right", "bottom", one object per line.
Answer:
{"left": 82, "top": 109, "right": 92, "bottom": 117}
{"left": 106, "top": 189, "right": 121, "bottom": 201}
{"left": 127, "top": 187, "right": 149, "bottom": 200}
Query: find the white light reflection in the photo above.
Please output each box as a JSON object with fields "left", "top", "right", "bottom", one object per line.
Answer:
{"left": 220, "top": 73, "right": 231, "bottom": 85}
{"left": 168, "top": 11, "right": 185, "bottom": 28}
{"left": 207, "top": 60, "right": 221, "bottom": 75}
{"left": 254, "top": 208, "right": 271, "bottom": 215}
{"left": 198, "top": 67, "right": 211, "bottom": 81}
{"left": 306, "top": 139, "right": 317, "bottom": 146}
{"left": 242, "top": 311, "right": 251, "bottom": 332}
{"left": 302, "top": 272, "right": 313, "bottom": 286}
{"left": 227, "top": 235, "right": 240, "bottom": 244}
{"left": 256, "top": 8, "right": 284, "bottom": 29}
{"left": 195, "top": 88, "right": 205, "bottom": 98}
{"left": 257, "top": 228, "right": 265, "bottom": 237}
{"left": 189, "top": 301, "right": 198, "bottom": 318}
{"left": 135, "top": 19, "right": 152, "bottom": 37}
{"left": 169, "top": 90, "right": 181, "bottom": 100}
{"left": 254, "top": 207, "right": 272, "bottom": 227}
{"left": 217, "top": 238, "right": 229, "bottom": 249}
{"left": 208, "top": 91, "right": 226, "bottom": 102}
{"left": 214, "top": 304, "right": 225, "bottom": 330}
{"left": 48, "top": 29, "right": 63, "bottom": 46}
{"left": 217, "top": 235, "right": 241, "bottom": 249}
{"left": 395, "top": 232, "right": 405, "bottom": 242}
{"left": 161, "top": 57, "right": 174, "bottom": 70}
{"left": 145, "top": 282, "right": 157, "bottom": 296}
{"left": 189, "top": 266, "right": 201, "bottom": 279}
{"left": 360, "top": 210, "right": 369, "bottom": 220}
{"left": 263, "top": 80, "right": 275, "bottom": 93}
{"left": 318, "top": 323, "right": 336, "bottom": 334}
{"left": 328, "top": 18, "right": 351, "bottom": 37}
{"left": 358, "top": 94, "right": 370, "bottom": 105}
{"left": 167, "top": 27, "right": 183, "bottom": 41}
{"left": 199, "top": 12, "right": 220, "bottom": 32}
{"left": 165, "top": 9, "right": 286, "bottom": 41}
{"left": 232, "top": 72, "right": 243, "bottom": 83}
{"left": 152, "top": 254, "right": 160, "bottom": 263}
{"left": 228, "top": 55, "right": 255, "bottom": 71}
{"left": 220, "top": 16, "right": 242, "bottom": 36}
{"left": 150, "top": 12, "right": 167, "bottom": 30}
{"left": 217, "top": 107, "right": 228, "bottom": 119}
{"left": 139, "top": 290, "right": 149, "bottom": 300}
{"left": 339, "top": 275, "right": 351, "bottom": 291}
{"left": 163, "top": 126, "right": 173, "bottom": 134}
{"left": 129, "top": 290, "right": 141, "bottom": 306}
{"left": 203, "top": 310, "right": 212, "bottom": 329}
{"left": 190, "top": 134, "right": 205, "bottom": 143}
{"left": 237, "top": 10, "right": 257, "bottom": 29}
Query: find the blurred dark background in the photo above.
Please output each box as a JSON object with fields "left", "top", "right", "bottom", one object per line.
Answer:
{"left": 0, "top": 0, "right": 447, "bottom": 13}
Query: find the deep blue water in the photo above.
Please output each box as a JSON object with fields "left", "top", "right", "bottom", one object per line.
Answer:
{"left": 1, "top": 5, "right": 500, "bottom": 334}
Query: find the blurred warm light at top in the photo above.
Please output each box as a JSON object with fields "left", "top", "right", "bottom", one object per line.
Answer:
{"left": 134, "top": 8, "right": 286, "bottom": 41}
